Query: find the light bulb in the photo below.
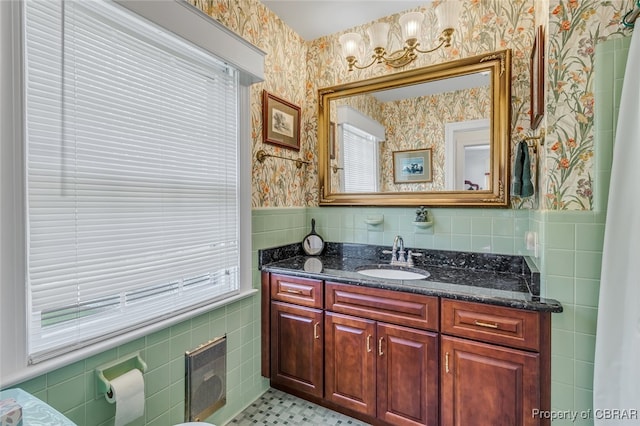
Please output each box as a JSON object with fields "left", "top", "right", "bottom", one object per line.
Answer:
{"left": 367, "top": 22, "right": 390, "bottom": 50}
{"left": 436, "top": 1, "right": 461, "bottom": 31}
{"left": 399, "top": 12, "right": 424, "bottom": 44}
{"left": 339, "top": 32, "right": 362, "bottom": 59}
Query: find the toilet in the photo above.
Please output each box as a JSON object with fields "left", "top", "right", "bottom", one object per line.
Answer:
{"left": 175, "top": 423, "right": 215, "bottom": 426}
{"left": 175, "top": 423, "right": 215, "bottom": 425}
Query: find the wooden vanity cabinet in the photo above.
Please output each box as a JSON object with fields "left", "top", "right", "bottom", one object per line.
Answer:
{"left": 440, "top": 299, "right": 551, "bottom": 426}
{"left": 324, "top": 312, "right": 439, "bottom": 425}
{"left": 270, "top": 301, "right": 324, "bottom": 397}
{"left": 262, "top": 272, "right": 551, "bottom": 426}
{"left": 325, "top": 282, "right": 440, "bottom": 426}
{"left": 324, "top": 312, "right": 376, "bottom": 416}
{"left": 377, "top": 322, "right": 439, "bottom": 426}
{"left": 267, "top": 274, "right": 324, "bottom": 398}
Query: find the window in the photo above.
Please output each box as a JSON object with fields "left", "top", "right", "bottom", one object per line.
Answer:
{"left": 341, "top": 124, "right": 380, "bottom": 193}
{"left": 336, "top": 105, "right": 385, "bottom": 193}
{"left": 6, "top": 0, "right": 263, "bottom": 367}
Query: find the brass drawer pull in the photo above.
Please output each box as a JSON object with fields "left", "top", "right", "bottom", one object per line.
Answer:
{"left": 285, "top": 288, "right": 304, "bottom": 295}
{"left": 445, "top": 352, "right": 450, "bottom": 373}
{"left": 378, "top": 337, "right": 384, "bottom": 356}
{"left": 474, "top": 320, "right": 499, "bottom": 329}
{"left": 314, "top": 322, "right": 320, "bottom": 339}
{"left": 366, "top": 335, "right": 372, "bottom": 352}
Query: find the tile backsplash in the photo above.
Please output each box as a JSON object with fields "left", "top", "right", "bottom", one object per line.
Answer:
{"left": 303, "top": 206, "right": 532, "bottom": 256}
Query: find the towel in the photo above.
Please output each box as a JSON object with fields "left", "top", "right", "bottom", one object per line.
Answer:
{"left": 511, "top": 141, "right": 534, "bottom": 197}
{"left": 521, "top": 142, "right": 534, "bottom": 196}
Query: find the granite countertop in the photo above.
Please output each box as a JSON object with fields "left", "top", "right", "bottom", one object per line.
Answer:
{"left": 259, "top": 242, "right": 563, "bottom": 313}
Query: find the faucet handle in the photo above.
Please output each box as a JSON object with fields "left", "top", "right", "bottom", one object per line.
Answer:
{"left": 382, "top": 249, "right": 397, "bottom": 263}
{"left": 397, "top": 248, "right": 406, "bottom": 263}
{"left": 407, "top": 250, "right": 422, "bottom": 267}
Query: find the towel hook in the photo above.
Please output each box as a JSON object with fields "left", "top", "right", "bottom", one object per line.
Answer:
{"left": 522, "top": 129, "right": 545, "bottom": 154}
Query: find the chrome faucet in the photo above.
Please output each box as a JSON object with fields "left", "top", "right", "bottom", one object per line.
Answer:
{"left": 385, "top": 235, "right": 422, "bottom": 267}
{"left": 392, "top": 235, "right": 405, "bottom": 263}
{"left": 393, "top": 235, "right": 404, "bottom": 251}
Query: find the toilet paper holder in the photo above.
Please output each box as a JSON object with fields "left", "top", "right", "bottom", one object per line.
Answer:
{"left": 95, "top": 353, "right": 148, "bottom": 399}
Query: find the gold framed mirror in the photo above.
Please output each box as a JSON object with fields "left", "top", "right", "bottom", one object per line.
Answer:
{"left": 318, "top": 49, "right": 512, "bottom": 207}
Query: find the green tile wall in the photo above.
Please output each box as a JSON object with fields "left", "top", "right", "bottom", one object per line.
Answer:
{"left": 543, "top": 211, "right": 604, "bottom": 426}
{"left": 540, "top": 35, "right": 630, "bottom": 426}
{"left": 14, "top": 295, "right": 267, "bottom": 426}
{"left": 594, "top": 37, "right": 630, "bottom": 212}
{"left": 254, "top": 206, "right": 536, "bottom": 259}
{"left": 306, "top": 206, "right": 532, "bottom": 256}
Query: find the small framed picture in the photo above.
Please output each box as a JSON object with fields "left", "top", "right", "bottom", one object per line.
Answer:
{"left": 393, "top": 148, "right": 433, "bottom": 184}
{"left": 530, "top": 25, "right": 544, "bottom": 130}
{"left": 262, "top": 90, "right": 301, "bottom": 151}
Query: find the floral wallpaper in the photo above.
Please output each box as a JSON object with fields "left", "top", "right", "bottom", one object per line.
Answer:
{"left": 189, "top": 0, "right": 314, "bottom": 208}
{"left": 189, "top": 0, "right": 633, "bottom": 211}
{"left": 544, "top": 0, "right": 628, "bottom": 210}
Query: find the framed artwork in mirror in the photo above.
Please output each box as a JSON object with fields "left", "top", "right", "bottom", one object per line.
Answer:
{"left": 393, "top": 148, "right": 433, "bottom": 184}
{"left": 262, "top": 90, "right": 301, "bottom": 151}
{"left": 530, "top": 25, "right": 544, "bottom": 130}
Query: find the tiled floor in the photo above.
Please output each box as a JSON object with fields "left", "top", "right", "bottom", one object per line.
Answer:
{"left": 228, "top": 388, "right": 370, "bottom": 425}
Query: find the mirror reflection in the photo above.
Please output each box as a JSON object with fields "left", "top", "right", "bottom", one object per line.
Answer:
{"left": 444, "top": 118, "right": 490, "bottom": 191}
{"left": 318, "top": 50, "right": 511, "bottom": 207}
{"left": 330, "top": 72, "right": 491, "bottom": 193}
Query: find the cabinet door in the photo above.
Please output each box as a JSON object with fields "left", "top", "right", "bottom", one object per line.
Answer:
{"left": 325, "top": 312, "right": 376, "bottom": 417}
{"left": 377, "top": 323, "right": 439, "bottom": 426}
{"left": 441, "top": 335, "right": 540, "bottom": 426}
{"left": 270, "top": 301, "right": 323, "bottom": 397}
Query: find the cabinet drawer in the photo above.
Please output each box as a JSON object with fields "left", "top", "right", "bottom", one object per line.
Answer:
{"left": 325, "top": 282, "right": 439, "bottom": 331}
{"left": 441, "top": 299, "right": 540, "bottom": 351}
{"left": 271, "top": 274, "right": 323, "bottom": 308}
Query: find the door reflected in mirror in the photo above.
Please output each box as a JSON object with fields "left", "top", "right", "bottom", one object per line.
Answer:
{"left": 444, "top": 119, "right": 490, "bottom": 191}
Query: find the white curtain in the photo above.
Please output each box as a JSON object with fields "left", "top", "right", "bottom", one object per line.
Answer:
{"left": 593, "top": 30, "right": 640, "bottom": 425}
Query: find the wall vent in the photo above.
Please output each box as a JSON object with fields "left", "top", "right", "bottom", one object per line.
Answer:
{"left": 185, "top": 335, "right": 226, "bottom": 422}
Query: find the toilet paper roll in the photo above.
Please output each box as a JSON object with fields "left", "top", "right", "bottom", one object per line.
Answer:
{"left": 106, "top": 369, "right": 145, "bottom": 426}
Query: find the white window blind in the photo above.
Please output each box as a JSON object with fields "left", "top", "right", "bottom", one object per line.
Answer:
{"left": 342, "top": 124, "right": 380, "bottom": 193}
{"left": 24, "top": 0, "right": 241, "bottom": 362}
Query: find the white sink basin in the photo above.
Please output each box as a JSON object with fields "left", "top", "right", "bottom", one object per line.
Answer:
{"left": 357, "top": 267, "right": 429, "bottom": 280}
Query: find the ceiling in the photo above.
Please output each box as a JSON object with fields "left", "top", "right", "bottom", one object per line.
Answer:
{"left": 372, "top": 72, "right": 490, "bottom": 103}
{"left": 261, "top": 1, "right": 430, "bottom": 40}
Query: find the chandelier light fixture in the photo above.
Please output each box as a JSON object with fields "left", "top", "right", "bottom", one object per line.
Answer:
{"left": 339, "top": 1, "right": 462, "bottom": 71}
